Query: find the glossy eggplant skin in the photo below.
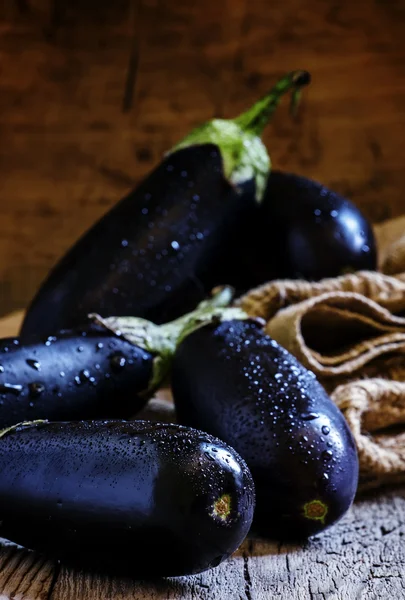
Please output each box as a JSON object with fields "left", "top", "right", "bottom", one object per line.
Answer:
{"left": 0, "top": 325, "right": 153, "bottom": 427}
{"left": 215, "top": 171, "right": 377, "bottom": 294}
{"left": 172, "top": 319, "right": 359, "bottom": 541}
{"left": 21, "top": 144, "right": 254, "bottom": 339}
{"left": 259, "top": 171, "right": 377, "bottom": 281}
{"left": 0, "top": 420, "right": 255, "bottom": 577}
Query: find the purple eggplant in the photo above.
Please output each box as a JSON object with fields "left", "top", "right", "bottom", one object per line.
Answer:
{"left": 219, "top": 171, "right": 377, "bottom": 293}
{"left": 0, "top": 324, "right": 152, "bottom": 427}
{"left": 0, "top": 289, "right": 244, "bottom": 427}
{"left": 0, "top": 420, "right": 255, "bottom": 577}
{"left": 20, "top": 71, "right": 310, "bottom": 339}
{"left": 171, "top": 319, "right": 359, "bottom": 541}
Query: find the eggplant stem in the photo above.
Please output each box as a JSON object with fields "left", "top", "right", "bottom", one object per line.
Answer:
{"left": 234, "top": 70, "right": 311, "bottom": 136}
{"left": 89, "top": 285, "right": 242, "bottom": 355}
{"left": 0, "top": 420, "right": 48, "bottom": 439}
{"left": 89, "top": 286, "right": 249, "bottom": 396}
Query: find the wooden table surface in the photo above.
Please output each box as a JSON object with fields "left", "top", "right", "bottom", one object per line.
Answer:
{"left": 1, "top": 0, "right": 405, "bottom": 598}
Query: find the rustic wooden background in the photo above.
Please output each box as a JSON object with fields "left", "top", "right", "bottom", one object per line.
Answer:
{"left": 1, "top": 0, "right": 405, "bottom": 318}
{"left": 1, "top": 2, "right": 405, "bottom": 598}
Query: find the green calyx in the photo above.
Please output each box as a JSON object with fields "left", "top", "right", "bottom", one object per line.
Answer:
{"left": 89, "top": 287, "right": 248, "bottom": 396}
{"left": 169, "top": 70, "right": 310, "bottom": 202}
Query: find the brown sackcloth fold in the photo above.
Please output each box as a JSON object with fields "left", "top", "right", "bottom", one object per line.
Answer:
{"left": 333, "top": 379, "right": 405, "bottom": 492}
{"left": 376, "top": 214, "right": 405, "bottom": 271}
{"left": 238, "top": 216, "right": 405, "bottom": 491}
{"left": 382, "top": 234, "right": 405, "bottom": 275}
{"left": 238, "top": 270, "right": 405, "bottom": 322}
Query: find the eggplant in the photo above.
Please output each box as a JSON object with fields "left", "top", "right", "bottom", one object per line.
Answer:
{"left": 0, "top": 420, "right": 255, "bottom": 577}
{"left": 171, "top": 319, "right": 359, "bottom": 540}
{"left": 0, "top": 324, "right": 153, "bottom": 427}
{"left": 20, "top": 71, "right": 310, "bottom": 339}
{"left": 223, "top": 171, "right": 377, "bottom": 292}
{"left": 0, "top": 289, "right": 245, "bottom": 427}
{"left": 262, "top": 171, "right": 377, "bottom": 281}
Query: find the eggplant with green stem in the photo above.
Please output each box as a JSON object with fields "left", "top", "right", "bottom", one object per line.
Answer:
{"left": 0, "top": 289, "right": 245, "bottom": 427}
{"left": 0, "top": 420, "right": 255, "bottom": 577}
{"left": 20, "top": 71, "right": 310, "bottom": 339}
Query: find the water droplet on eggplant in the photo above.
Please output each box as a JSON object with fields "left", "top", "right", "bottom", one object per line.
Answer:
{"left": 301, "top": 412, "right": 320, "bottom": 421}
{"left": 110, "top": 354, "right": 126, "bottom": 372}
{"left": 29, "top": 382, "right": 45, "bottom": 397}
{"left": 26, "top": 359, "right": 41, "bottom": 371}
{"left": 0, "top": 383, "right": 23, "bottom": 396}
{"left": 45, "top": 336, "right": 57, "bottom": 347}
{"left": 79, "top": 370, "right": 91, "bottom": 383}
{"left": 322, "top": 450, "right": 333, "bottom": 461}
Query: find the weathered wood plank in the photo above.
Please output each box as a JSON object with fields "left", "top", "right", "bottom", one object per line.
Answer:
{"left": 220, "top": 0, "right": 405, "bottom": 223}
{"left": 0, "top": 543, "right": 56, "bottom": 600}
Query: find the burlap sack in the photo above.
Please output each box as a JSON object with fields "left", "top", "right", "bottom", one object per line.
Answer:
{"left": 382, "top": 234, "right": 405, "bottom": 275}
{"left": 332, "top": 379, "right": 405, "bottom": 492}
{"left": 239, "top": 216, "right": 405, "bottom": 491}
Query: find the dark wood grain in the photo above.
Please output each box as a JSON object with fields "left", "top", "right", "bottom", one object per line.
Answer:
{"left": 0, "top": 0, "right": 405, "bottom": 316}
{"left": 0, "top": 543, "right": 56, "bottom": 600}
